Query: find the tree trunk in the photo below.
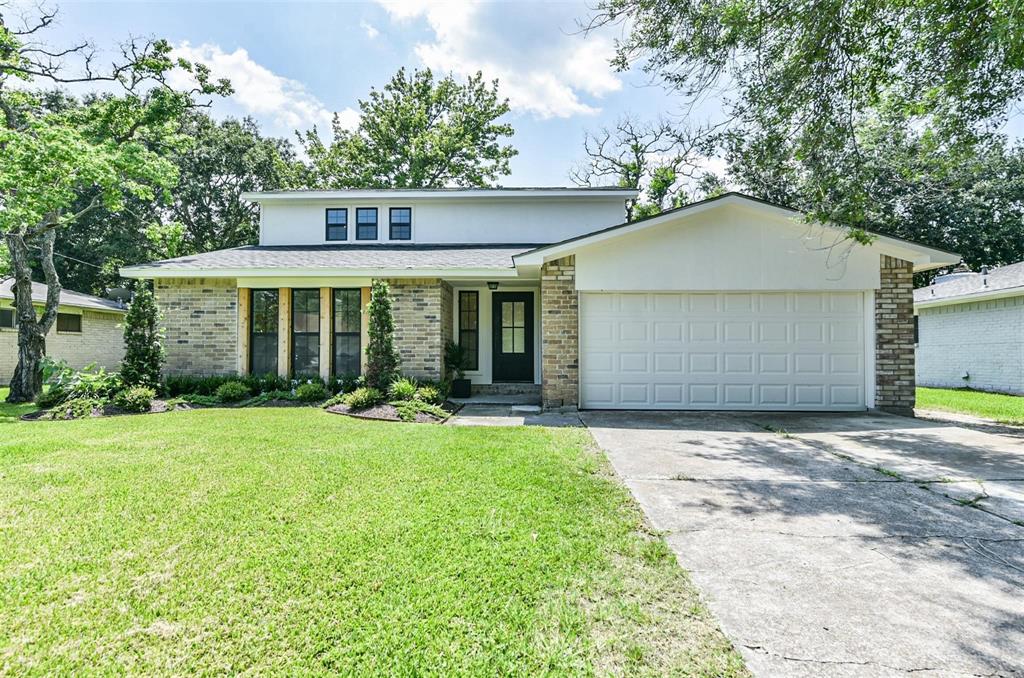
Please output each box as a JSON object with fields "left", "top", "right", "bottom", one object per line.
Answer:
{"left": 5, "top": 227, "right": 61, "bottom": 403}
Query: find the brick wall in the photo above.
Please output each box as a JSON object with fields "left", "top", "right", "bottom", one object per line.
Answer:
{"left": 0, "top": 305, "right": 125, "bottom": 382}
{"left": 540, "top": 256, "right": 578, "bottom": 410}
{"left": 876, "top": 256, "right": 915, "bottom": 414}
{"left": 916, "top": 297, "right": 1024, "bottom": 394}
{"left": 155, "top": 278, "right": 238, "bottom": 375}
{"left": 384, "top": 278, "right": 450, "bottom": 382}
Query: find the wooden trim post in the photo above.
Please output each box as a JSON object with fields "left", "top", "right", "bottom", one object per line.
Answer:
{"left": 319, "top": 287, "right": 332, "bottom": 382}
{"left": 277, "top": 288, "right": 291, "bottom": 379}
{"left": 237, "top": 287, "right": 250, "bottom": 375}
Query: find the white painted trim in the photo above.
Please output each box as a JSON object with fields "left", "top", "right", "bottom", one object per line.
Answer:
{"left": 242, "top": 188, "right": 639, "bottom": 202}
{"left": 237, "top": 276, "right": 374, "bottom": 288}
{"left": 914, "top": 286, "right": 1024, "bottom": 309}
{"left": 864, "top": 289, "right": 876, "bottom": 409}
{"left": 120, "top": 267, "right": 528, "bottom": 280}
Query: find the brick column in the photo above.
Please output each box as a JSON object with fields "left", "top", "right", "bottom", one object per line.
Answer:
{"left": 154, "top": 278, "right": 238, "bottom": 376}
{"left": 540, "top": 256, "right": 578, "bottom": 410}
{"left": 875, "top": 256, "right": 915, "bottom": 415}
{"left": 384, "top": 278, "right": 450, "bottom": 382}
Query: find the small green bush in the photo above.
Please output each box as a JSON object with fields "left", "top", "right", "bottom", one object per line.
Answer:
{"left": 295, "top": 382, "right": 329, "bottom": 403}
{"left": 113, "top": 386, "right": 156, "bottom": 413}
{"left": 163, "top": 373, "right": 294, "bottom": 397}
{"left": 388, "top": 377, "right": 418, "bottom": 401}
{"left": 414, "top": 385, "right": 443, "bottom": 405}
{"left": 45, "top": 397, "right": 101, "bottom": 420}
{"left": 323, "top": 393, "right": 346, "bottom": 408}
{"left": 181, "top": 393, "right": 220, "bottom": 407}
{"left": 35, "top": 387, "right": 66, "bottom": 409}
{"left": 391, "top": 399, "right": 448, "bottom": 422}
{"left": 215, "top": 381, "right": 251, "bottom": 403}
{"left": 343, "top": 387, "right": 384, "bottom": 410}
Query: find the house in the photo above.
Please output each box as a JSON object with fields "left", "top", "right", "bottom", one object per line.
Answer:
{"left": 119, "top": 190, "right": 957, "bottom": 413}
{"left": 914, "top": 261, "right": 1024, "bottom": 394}
{"left": 0, "top": 279, "right": 127, "bottom": 382}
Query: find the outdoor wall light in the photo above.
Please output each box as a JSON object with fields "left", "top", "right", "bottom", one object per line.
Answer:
{"left": 487, "top": 282, "right": 499, "bottom": 290}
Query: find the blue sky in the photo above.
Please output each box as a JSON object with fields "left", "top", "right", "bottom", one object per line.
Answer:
{"left": 23, "top": 0, "right": 713, "bottom": 186}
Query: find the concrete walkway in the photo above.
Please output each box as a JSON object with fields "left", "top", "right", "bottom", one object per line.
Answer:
{"left": 582, "top": 410, "right": 1024, "bottom": 677}
{"left": 447, "top": 404, "right": 582, "bottom": 427}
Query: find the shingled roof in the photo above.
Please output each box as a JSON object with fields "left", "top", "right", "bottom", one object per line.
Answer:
{"left": 914, "top": 261, "right": 1024, "bottom": 304}
{"left": 0, "top": 279, "right": 126, "bottom": 312}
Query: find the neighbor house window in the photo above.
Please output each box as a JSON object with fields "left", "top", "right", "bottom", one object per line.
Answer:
{"left": 291, "top": 289, "right": 320, "bottom": 376}
{"left": 389, "top": 207, "right": 412, "bottom": 240}
{"left": 325, "top": 208, "right": 348, "bottom": 241}
{"left": 356, "top": 208, "right": 378, "bottom": 240}
{"left": 459, "top": 291, "right": 479, "bottom": 371}
{"left": 250, "top": 289, "right": 279, "bottom": 376}
{"left": 56, "top": 313, "right": 81, "bottom": 333}
{"left": 333, "top": 289, "right": 361, "bottom": 377}
{"left": 913, "top": 315, "right": 920, "bottom": 344}
{"left": 0, "top": 308, "right": 14, "bottom": 329}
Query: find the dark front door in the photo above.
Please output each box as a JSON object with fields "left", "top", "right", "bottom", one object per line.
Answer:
{"left": 492, "top": 292, "right": 534, "bottom": 382}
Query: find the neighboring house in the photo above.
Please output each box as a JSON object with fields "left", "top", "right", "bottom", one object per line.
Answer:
{"left": 0, "top": 279, "right": 127, "bottom": 382}
{"left": 915, "top": 262, "right": 1024, "bottom": 394}
{"left": 120, "top": 190, "right": 957, "bottom": 413}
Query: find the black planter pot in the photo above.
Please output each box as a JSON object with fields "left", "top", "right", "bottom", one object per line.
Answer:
{"left": 451, "top": 378, "right": 472, "bottom": 399}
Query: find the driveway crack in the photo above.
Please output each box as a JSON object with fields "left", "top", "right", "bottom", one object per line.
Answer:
{"left": 742, "top": 644, "right": 1010, "bottom": 676}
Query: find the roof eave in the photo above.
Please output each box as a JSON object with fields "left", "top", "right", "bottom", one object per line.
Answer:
{"left": 119, "top": 266, "right": 526, "bottom": 280}
{"left": 914, "top": 286, "right": 1024, "bottom": 309}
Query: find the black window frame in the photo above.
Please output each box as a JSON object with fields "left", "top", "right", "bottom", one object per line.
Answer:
{"left": 389, "top": 207, "right": 412, "bottom": 241}
{"left": 249, "top": 288, "right": 279, "bottom": 376}
{"left": 458, "top": 291, "right": 479, "bottom": 371}
{"left": 56, "top": 313, "right": 82, "bottom": 333}
{"left": 332, "top": 288, "right": 362, "bottom": 378}
{"left": 291, "top": 288, "right": 321, "bottom": 377}
{"left": 0, "top": 308, "right": 14, "bottom": 329}
{"left": 913, "top": 315, "right": 920, "bottom": 345}
{"left": 325, "top": 208, "right": 348, "bottom": 242}
{"left": 355, "top": 207, "right": 378, "bottom": 240}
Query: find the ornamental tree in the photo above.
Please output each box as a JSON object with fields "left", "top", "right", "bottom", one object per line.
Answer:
{"left": 120, "top": 286, "right": 164, "bottom": 390}
{"left": 364, "top": 279, "right": 399, "bottom": 391}
{"left": 0, "top": 6, "right": 231, "bottom": 402}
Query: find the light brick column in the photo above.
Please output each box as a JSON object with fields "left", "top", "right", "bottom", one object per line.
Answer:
{"left": 383, "top": 278, "right": 451, "bottom": 382}
{"left": 360, "top": 287, "right": 370, "bottom": 375}
{"left": 875, "top": 256, "right": 915, "bottom": 415}
{"left": 154, "top": 278, "right": 238, "bottom": 376}
{"left": 540, "top": 256, "right": 578, "bottom": 410}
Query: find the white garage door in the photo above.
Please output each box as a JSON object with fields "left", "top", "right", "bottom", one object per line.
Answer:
{"left": 580, "top": 292, "right": 867, "bottom": 410}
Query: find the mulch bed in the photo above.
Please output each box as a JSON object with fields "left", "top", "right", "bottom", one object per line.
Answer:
{"left": 325, "top": 401, "right": 461, "bottom": 424}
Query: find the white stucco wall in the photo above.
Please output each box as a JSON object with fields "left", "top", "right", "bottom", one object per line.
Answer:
{"left": 0, "top": 303, "right": 126, "bottom": 383}
{"left": 915, "top": 296, "right": 1024, "bottom": 394}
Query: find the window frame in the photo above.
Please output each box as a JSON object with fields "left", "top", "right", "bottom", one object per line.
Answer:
{"left": 290, "top": 288, "right": 321, "bottom": 377}
{"left": 458, "top": 290, "right": 479, "bottom": 371}
{"left": 325, "top": 208, "right": 348, "bottom": 242}
{"left": 56, "top": 312, "right": 82, "bottom": 334}
{"left": 332, "top": 288, "right": 362, "bottom": 378}
{"left": 389, "top": 207, "right": 412, "bottom": 241}
{"left": 355, "top": 207, "right": 378, "bottom": 241}
{"left": 249, "top": 288, "right": 279, "bottom": 376}
{"left": 0, "top": 307, "right": 15, "bottom": 329}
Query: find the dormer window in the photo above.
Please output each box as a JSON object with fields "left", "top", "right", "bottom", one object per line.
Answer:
{"left": 390, "top": 207, "right": 412, "bottom": 240}
{"left": 325, "top": 208, "right": 347, "bottom": 241}
{"left": 356, "top": 208, "right": 378, "bottom": 240}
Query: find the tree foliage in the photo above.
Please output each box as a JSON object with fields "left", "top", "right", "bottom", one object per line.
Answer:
{"left": 364, "top": 280, "right": 399, "bottom": 391}
{"left": 120, "top": 286, "right": 164, "bottom": 389}
{"left": 302, "top": 67, "right": 517, "bottom": 188}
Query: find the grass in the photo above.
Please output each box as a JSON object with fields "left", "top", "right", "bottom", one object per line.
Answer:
{"left": 917, "top": 386, "right": 1024, "bottom": 425}
{"left": 0, "top": 387, "right": 38, "bottom": 423}
{"left": 0, "top": 401, "right": 746, "bottom": 676}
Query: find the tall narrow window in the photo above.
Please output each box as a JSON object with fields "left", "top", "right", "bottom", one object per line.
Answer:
{"left": 333, "top": 289, "right": 361, "bottom": 377}
{"left": 389, "top": 207, "right": 412, "bottom": 240}
{"left": 356, "top": 208, "right": 378, "bottom": 240}
{"left": 56, "top": 313, "right": 82, "bottom": 333}
{"left": 250, "top": 289, "right": 279, "bottom": 376}
{"left": 291, "top": 289, "right": 320, "bottom": 376}
{"left": 325, "top": 208, "right": 348, "bottom": 241}
{"left": 459, "top": 291, "right": 479, "bottom": 370}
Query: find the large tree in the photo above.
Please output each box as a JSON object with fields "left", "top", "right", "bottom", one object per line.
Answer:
{"left": 301, "top": 67, "right": 517, "bottom": 188}
{"left": 587, "top": 0, "right": 1024, "bottom": 234}
{"left": 0, "top": 6, "right": 230, "bottom": 402}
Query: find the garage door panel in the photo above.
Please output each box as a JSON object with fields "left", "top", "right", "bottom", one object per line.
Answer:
{"left": 580, "top": 292, "right": 866, "bottom": 411}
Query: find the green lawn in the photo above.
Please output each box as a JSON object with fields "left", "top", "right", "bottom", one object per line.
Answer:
{"left": 917, "top": 386, "right": 1024, "bottom": 425}
{"left": 0, "top": 398, "right": 745, "bottom": 676}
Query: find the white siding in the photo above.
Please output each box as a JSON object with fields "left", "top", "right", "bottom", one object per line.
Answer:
{"left": 259, "top": 198, "right": 627, "bottom": 246}
{"left": 916, "top": 297, "right": 1024, "bottom": 394}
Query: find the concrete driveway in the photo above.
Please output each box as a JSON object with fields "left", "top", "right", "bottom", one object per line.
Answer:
{"left": 582, "top": 410, "right": 1024, "bottom": 677}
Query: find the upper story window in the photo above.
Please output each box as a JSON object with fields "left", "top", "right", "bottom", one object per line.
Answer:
{"left": 57, "top": 313, "right": 82, "bottom": 333}
{"left": 325, "top": 208, "right": 348, "bottom": 241}
{"left": 356, "top": 208, "right": 378, "bottom": 240}
{"left": 389, "top": 207, "right": 412, "bottom": 240}
{"left": 0, "top": 308, "right": 15, "bottom": 329}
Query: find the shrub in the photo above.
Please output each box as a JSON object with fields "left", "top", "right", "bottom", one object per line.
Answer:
{"left": 120, "top": 286, "right": 164, "bottom": 389}
{"left": 35, "top": 386, "right": 66, "bottom": 409}
{"left": 342, "top": 387, "right": 384, "bottom": 410}
{"left": 365, "top": 280, "right": 399, "bottom": 391}
{"left": 444, "top": 341, "right": 471, "bottom": 380}
{"left": 113, "top": 386, "right": 156, "bottom": 413}
{"left": 295, "top": 381, "right": 329, "bottom": 402}
{"left": 391, "top": 399, "right": 448, "bottom": 422}
{"left": 388, "top": 377, "right": 418, "bottom": 401}
{"left": 215, "top": 381, "right": 251, "bottom": 403}
{"left": 45, "top": 397, "right": 101, "bottom": 420}
{"left": 414, "top": 385, "right": 443, "bottom": 405}
{"left": 180, "top": 393, "right": 219, "bottom": 407}
{"left": 329, "top": 373, "right": 364, "bottom": 395}
{"left": 163, "top": 374, "right": 293, "bottom": 397}
{"left": 323, "top": 393, "right": 346, "bottom": 408}
{"left": 41, "top": 358, "right": 121, "bottom": 401}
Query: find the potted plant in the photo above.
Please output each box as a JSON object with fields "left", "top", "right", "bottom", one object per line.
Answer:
{"left": 444, "top": 340, "right": 472, "bottom": 398}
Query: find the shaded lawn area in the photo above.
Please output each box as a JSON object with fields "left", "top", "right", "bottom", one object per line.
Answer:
{"left": 917, "top": 386, "right": 1024, "bottom": 425}
{"left": 0, "top": 405, "right": 746, "bottom": 676}
{"left": 0, "top": 387, "right": 38, "bottom": 422}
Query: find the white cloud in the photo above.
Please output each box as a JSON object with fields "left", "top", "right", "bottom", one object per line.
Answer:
{"left": 360, "top": 20, "right": 380, "bottom": 40}
{"left": 377, "top": 1, "right": 621, "bottom": 119}
{"left": 169, "top": 42, "right": 359, "bottom": 135}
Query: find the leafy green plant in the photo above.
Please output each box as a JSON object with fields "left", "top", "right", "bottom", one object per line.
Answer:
{"left": 295, "top": 382, "right": 329, "bottom": 403}
{"left": 322, "top": 393, "right": 346, "bottom": 408}
{"left": 390, "top": 399, "right": 448, "bottom": 422}
{"left": 163, "top": 374, "right": 293, "bottom": 397}
{"left": 120, "top": 286, "right": 164, "bottom": 389}
{"left": 365, "top": 280, "right": 399, "bottom": 391}
{"left": 342, "top": 387, "right": 384, "bottom": 410}
{"left": 180, "top": 393, "right": 220, "bottom": 407}
{"left": 40, "top": 358, "right": 121, "bottom": 403}
{"left": 414, "top": 385, "right": 443, "bottom": 405}
{"left": 44, "top": 397, "right": 102, "bottom": 420}
{"left": 444, "top": 341, "right": 471, "bottom": 380}
{"left": 215, "top": 381, "right": 251, "bottom": 403}
{"left": 388, "top": 377, "right": 418, "bottom": 401}
{"left": 113, "top": 386, "right": 156, "bottom": 413}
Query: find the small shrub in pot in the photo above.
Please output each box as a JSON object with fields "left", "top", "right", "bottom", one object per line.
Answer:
{"left": 444, "top": 341, "right": 472, "bottom": 398}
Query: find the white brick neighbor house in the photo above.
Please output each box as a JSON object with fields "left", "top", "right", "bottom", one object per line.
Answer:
{"left": 0, "top": 279, "right": 127, "bottom": 382}
{"left": 915, "top": 262, "right": 1024, "bottom": 394}
{"left": 120, "top": 190, "right": 957, "bottom": 413}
